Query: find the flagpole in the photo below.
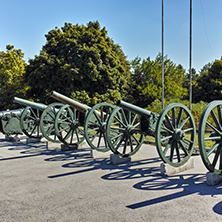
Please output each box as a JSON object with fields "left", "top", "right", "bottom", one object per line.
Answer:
{"left": 189, "top": 0, "right": 192, "bottom": 109}
{"left": 162, "top": 0, "right": 164, "bottom": 109}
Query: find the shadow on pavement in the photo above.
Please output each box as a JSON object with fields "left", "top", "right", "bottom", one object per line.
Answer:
{"left": 0, "top": 138, "right": 91, "bottom": 161}
{"left": 126, "top": 173, "right": 222, "bottom": 215}
{"left": 48, "top": 157, "right": 162, "bottom": 179}
{"left": 213, "top": 201, "right": 222, "bottom": 215}
{"left": 2, "top": 136, "right": 221, "bottom": 215}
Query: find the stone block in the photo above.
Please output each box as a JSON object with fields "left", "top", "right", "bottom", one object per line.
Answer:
{"left": 61, "top": 143, "right": 78, "bottom": 151}
{"left": 206, "top": 172, "right": 222, "bottom": 186}
{"left": 161, "top": 157, "right": 194, "bottom": 176}
{"left": 26, "top": 137, "right": 41, "bottom": 144}
{"left": 110, "top": 154, "right": 131, "bottom": 165}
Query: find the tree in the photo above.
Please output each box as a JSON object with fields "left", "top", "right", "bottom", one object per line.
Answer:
{"left": 0, "top": 45, "right": 27, "bottom": 110}
{"left": 199, "top": 62, "right": 212, "bottom": 75}
{"left": 130, "top": 53, "right": 188, "bottom": 108}
{"left": 184, "top": 68, "right": 198, "bottom": 83}
{"left": 193, "top": 59, "right": 222, "bottom": 103}
{"left": 182, "top": 67, "right": 198, "bottom": 100}
{"left": 24, "top": 21, "right": 131, "bottom": 105}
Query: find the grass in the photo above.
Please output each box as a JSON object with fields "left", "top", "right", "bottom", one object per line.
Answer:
{"left": 142, "top": 132, "right": 215, "bottom": 156}
{"left": 144, "top": 132, "right": 215, "bottom": 147}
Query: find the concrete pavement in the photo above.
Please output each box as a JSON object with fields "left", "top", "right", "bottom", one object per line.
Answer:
{"left": 0, "top": 133, "right": 221, "bottom": 222}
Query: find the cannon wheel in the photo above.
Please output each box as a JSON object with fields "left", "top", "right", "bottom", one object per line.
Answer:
{"left": 155, "top": 103, "right": 196, "bottom": 167}
{"left": 20, "top": 106, "right": 43, "bottom": 139}
{"left": 84, "top": 103, "right": 115, "bottom": 152}
{"left": 198, "top": 101, "right": 222, "bottom": 175}
{"left": 106, "top": 106, "right": 144, "bottom": 157}
{"left": 40, "top": 103, "right": 64, "bottom": 143}
{"left": 54, "top": 105, "right": 85, "bottom": 146}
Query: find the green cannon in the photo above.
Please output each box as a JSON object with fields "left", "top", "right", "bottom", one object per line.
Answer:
{"left": 198, "top": 100, "right": 222, "bottom": 175}
{"left": 13, "top": 97, "right": 64, "bottom": 142}
{"left": 50, "top": 91, "right": 115, "bottom": 151}
{"left": 105, "top": 100, "right": 196, "bottom": 167}
{"left": 0, "top": 108, "right": 24, "bottom": 136}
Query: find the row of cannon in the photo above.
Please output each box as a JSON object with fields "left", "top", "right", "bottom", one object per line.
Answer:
{"left": 1, "top": 91, "right": 222, "bottom": 175}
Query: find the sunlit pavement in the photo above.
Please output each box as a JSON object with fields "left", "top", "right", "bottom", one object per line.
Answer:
{"left": 0, "top": 133, "right": 221, "bottom": 222}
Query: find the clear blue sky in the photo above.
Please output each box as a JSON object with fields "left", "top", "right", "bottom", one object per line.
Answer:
{"left": 0, "top": 0, "right": 221, "bottom": 73}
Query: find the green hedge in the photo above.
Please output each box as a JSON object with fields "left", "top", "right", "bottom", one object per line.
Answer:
{"left": 146, "top": 99, "right": 208, "bottom": 130}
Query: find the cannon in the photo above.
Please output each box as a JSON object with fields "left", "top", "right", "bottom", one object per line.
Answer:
{"left": 50, "top": 91, "right": 115, "bottom": 152}
{"left": 13, "top": 97, "right": 64, "bottom": 143}
{"left": 105, "top": 100, "right": 196, "bottom": 167}
{"left": 198, "top": 100, "right": 222, "bottom": 175}
{"left": 0, "top": 108, "right": 24, "bottom": 136}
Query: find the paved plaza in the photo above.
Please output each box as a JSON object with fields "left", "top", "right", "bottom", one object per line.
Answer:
{"left": 0, "top": 133, "right": 221, "bottom": 222}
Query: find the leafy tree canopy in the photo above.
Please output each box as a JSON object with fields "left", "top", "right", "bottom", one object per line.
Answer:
{"left": 193, "top": 59, "right": 222, "bottom": 102}
{"left": 130, "top": 53, "right": 188, "bottom": 108}
{"left": 0, "top": 45, "right": 27, "bottom": 110}
{"left": 24, "top": 21, "right": 131, "bottom": 105}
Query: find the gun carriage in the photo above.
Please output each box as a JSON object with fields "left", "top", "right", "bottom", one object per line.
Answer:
{"left": 13, "top": 97, "right": 64, "bottom": 143}
{"left": 50, "top": 91, "right": 115, "bottom": 151}
{"left": 0, "top": 108, "right": 24, "bottom": 136}
{"left": 105, "top": 100, "right": 196, "bottom": 167}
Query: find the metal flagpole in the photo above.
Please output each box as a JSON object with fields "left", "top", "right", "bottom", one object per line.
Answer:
{"left": 162, "top": 0, "right": 164, "bottom": 109}
{"left": 189, "top": 0, "right": 192, "bottom": 110}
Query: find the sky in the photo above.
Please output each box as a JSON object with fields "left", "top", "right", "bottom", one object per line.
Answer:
{"left": 0, "top": 0, "right": 221, "bottom": 73}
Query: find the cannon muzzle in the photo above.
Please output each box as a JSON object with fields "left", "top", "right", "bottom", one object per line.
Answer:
{"left": 13, "top": 97, "right": 47, "bottom": 111}
{"left": 117, "top": 100, "right": 151, "bottom": 117}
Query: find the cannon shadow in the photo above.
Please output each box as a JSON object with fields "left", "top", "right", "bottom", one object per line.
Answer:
{"left": 0, "top": 136, "right": 91, "bottom": 161}
{"left": 126, "top": 173, "right": 222, "bottom": 215}
{"left": 100, "top": 158, "right": 222, "bottom": 215}
{"left": 47, "top": 157, "right": 162, "bottom": 179}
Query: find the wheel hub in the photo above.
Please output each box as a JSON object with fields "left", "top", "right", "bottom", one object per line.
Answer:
{"left": 70, "top": 122, "right": 78, "bottom": 130}
{"left": 99, "top": 122, "right": 106, "bottom": 133}
{"left": 174, "top": 129, "right": 185, "bottom": 141}
{"left": 125, "top": 125, "right": 133, "bottom": 136}
{"left": 35, "top": 118, "right": 40, "bottom": 125}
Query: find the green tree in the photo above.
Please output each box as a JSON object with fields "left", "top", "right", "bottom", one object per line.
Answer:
{"left": 24, "top": 21, "right": 131, "bottom": 105}
{"left": 182, "top": 67, "right": 198, "bottom": 100}
{"left": 199, "top": 62, "right": 212, "bottom": 75}
{"left": 193, "top": 59, "right": 222, "bottom": 102}
{"left": 130, "top": 54, "right": 188, "bottom": 108}
{"left": 0, "top": 45, "right": 27, "bottom": 110}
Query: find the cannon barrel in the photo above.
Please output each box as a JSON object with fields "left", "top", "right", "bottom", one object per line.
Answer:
{"left": 13, "top": 97, "right": 47, "bottom": 111}
{"left": 50, "top": 91, "right": 91, "bottom": 113}
{"left": 50, "top": 91, "right": 99, "bottom": 115}
{"left": 117, "top": 100, "right": 152, "bottom": 117}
